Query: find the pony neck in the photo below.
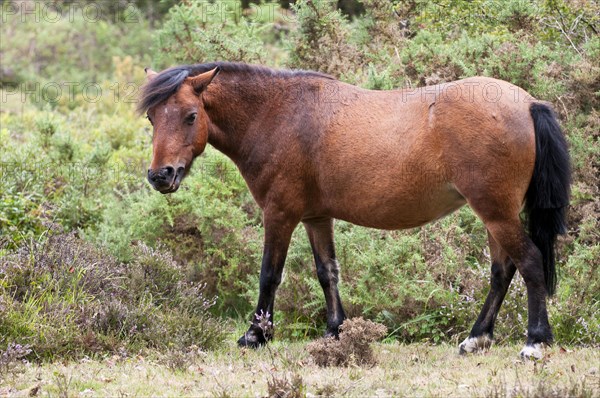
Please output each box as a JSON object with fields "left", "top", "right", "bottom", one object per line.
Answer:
{"left": 203, "top": 74, "right": 271, "bottom": 161}
{"left": 202, "top": 69, "right": 336, "bottom": 173}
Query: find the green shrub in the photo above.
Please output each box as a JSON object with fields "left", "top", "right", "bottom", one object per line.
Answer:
{"left": 0, "top": 2, "right": 152, "bottom": 95}
{"left": 1, "top": 0, "right": 598, "bottom": 352}
{"left": 154, "top": 0, "right": 275, "bottom": 67}
{"left": 551, "top": 242, "right": 600, "bottom": 345}
{"left": 286, "top": 0, "right": 359, "bottom": 77}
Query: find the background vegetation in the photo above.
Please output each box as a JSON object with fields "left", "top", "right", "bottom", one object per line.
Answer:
{"left": 1, "top": 0, "right": 598, "bottom": 365}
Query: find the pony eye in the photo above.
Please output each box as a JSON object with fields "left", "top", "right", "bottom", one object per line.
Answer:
{"left": 185, "top": 113, "right": 197, "bottom": 125}
{"left": 146, "top": 114, "right": 153, "bottom": 126}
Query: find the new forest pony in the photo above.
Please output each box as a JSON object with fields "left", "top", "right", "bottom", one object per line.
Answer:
{"left": 138, "top": 62, "right": 570, "bottom": 359}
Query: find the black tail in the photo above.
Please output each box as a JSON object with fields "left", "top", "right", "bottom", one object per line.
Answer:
{"left": 525, "top": 103, "right": 571, "bottom": 296}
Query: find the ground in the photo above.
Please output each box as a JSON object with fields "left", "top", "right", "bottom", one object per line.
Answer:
{"left": 1, "top": 342, "right": 598, "bottom": 397}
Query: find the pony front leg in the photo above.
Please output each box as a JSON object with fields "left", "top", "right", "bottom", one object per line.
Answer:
{"left": 303, "top": 217, "right": 346, "bottom": 338}
{"left": 238, "top": 214, "right": 298, "bottom": 348}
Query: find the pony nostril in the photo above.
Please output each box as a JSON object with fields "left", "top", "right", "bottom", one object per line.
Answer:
{"left": 148, "top": 167, "right": 177, "bottom": 189}
{"left": 148, "top": 168, "right": 174, "bottom": 184}
{"left": 148, "top": 169, "right": 157, "bottom": 182}
{"left": 164, "top": 166, "right": 175, "bottom": 177}
{"left": 176, "top": 166, "right": 185, "bottom": 176}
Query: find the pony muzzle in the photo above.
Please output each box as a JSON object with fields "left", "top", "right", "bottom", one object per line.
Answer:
{"left": 147, "top": 165, "right": 185, "bottom": 194}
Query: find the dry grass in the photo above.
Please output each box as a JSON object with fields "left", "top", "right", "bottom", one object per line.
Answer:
{"left": 0, "top": 342, "right": 597, "bottom": 397}
{"left": 308, "top": 318, "right": 388, "bottom": 367}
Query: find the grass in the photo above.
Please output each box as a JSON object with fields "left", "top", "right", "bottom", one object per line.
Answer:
{"left": 1, "top": 341, "right": 598, "bottom": 397}
{"left": 1, "top": 1, "right": 598, "bottom": 396}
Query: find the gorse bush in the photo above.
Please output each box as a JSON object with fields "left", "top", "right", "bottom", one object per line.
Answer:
{"left": 286, "top": 0, "right": 360, "bottom": 77}
{"left": 0, "top": 2, "right": 153, "bottom": 97}
{"left": 0, "top": 105, "right": 147, "bottom": 250}
{"left": 154, "top": 0, "right": 277, "bottom": 67}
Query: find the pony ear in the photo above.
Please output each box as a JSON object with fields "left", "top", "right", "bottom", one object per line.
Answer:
{"left": 145, "top": 67, "right": 158, "bottom": 81}
{"left": 187, "top": 67, "right": 221, "bottom": 94}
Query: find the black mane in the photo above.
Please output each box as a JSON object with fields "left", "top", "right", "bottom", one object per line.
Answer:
{"left": 137, "top": 62, "right": 334, "bottom": 114}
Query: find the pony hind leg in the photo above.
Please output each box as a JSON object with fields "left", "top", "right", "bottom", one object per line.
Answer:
{"left": 303, "top": 217, "right": 346, "bottom": 337}
{"left": 483, "top": 218, "right": 552, "bottom": 359}
{"left": 459, "top": 231, "right": 516, "bottom": 354}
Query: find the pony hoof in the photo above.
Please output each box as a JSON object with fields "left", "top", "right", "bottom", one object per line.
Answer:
{"left": 324, "top": 329, "right": 340, "bottom": 340}
{"left": 458, "top": 335, "right": 492, "bottom": 355}
{"left": 237, "top": 329, "right": 268, "bottom": 349}
{"left": 520, "top": 343, "right": 544, "bottom": 360}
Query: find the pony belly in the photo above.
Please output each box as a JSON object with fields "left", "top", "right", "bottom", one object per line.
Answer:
{"left": 325, "top": 185, "right": 467, "bottom": 230}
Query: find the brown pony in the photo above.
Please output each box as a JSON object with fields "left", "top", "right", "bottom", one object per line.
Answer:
{"left": 138, "top": 62, "right": 570, "bottom": 359}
